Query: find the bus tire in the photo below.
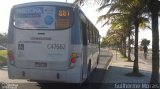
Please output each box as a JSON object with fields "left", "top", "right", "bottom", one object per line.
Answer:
{"left": 88, "top": 60, "right": 91, "bottom": 76}
{"left": 85, "top": 60, "right": 91, "bottom": 83}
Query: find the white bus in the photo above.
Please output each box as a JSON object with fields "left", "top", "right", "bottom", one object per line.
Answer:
{"left": 7, "top": 1, "right": 100, "bottom": 83}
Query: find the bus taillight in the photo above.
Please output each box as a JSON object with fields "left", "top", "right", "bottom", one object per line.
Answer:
{"left": 7, "top": 50, "right": 15, "bottom": 65}
{"left": 71, "top": 53, "right": 77, "bottom": 58}
{"left": 71, "top": 58, "right": 76, "bottom": 63}
{"left": 70, "top": 53, "right": 78, "bottom": 64}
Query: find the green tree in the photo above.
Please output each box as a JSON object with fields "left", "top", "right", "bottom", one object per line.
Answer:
{"left": 101, "top": 37, "right": 108, "bottom": 47}
{"left": 0, "top": 33, "right": 7, "bottom": 47}
{"left": 105, "top": 17, "right": 129, "bottom": 57}
{"left": 140, "top": 38, "right": 150, "bottom": 47}
{"left": 97, "top": 0, "right": 149, "bottom": 75}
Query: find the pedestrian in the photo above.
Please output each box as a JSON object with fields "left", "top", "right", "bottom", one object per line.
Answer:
{"left": 143, "top": 45, "right": 148, "bottom": 59}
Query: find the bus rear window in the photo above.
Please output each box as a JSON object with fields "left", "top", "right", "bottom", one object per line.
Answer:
{"left": 13, "top": 6, "right": 73, "bottom": 30}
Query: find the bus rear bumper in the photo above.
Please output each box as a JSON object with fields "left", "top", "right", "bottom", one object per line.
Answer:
{"left": 8, "top": 64, "right": 82, "bottom": 83}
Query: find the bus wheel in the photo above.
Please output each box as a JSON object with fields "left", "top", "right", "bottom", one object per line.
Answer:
{"left": 88, "top": 60, "right": 91, "bottom": 76}
{"left": 85, "top": 60, "right": 91, "bottom": 83}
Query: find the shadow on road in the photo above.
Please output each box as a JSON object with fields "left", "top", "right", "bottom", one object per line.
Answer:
{"left": 100, "top": 66, "right": 154, "bottom": 89}
{"left": 36, "top": 68, "right": 107, "bottom": 89}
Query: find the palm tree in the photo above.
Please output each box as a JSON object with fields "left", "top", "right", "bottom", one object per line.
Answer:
{"left": 98, "top": 0, "right": 159, "bottom": 85}
{"left": 73, "top": 0, "right": 159, "bottom": 84}
{"left": 108, "top": 16, "right": 134, "bottom": 61}
{"left": 140, "top": 38, "right": 150, "bottom": 47}
{"left": 97, "top": 0, "right": 150, "bottom": 76}
{"left": 105, "top": 27, "right": 124, "bottom": 46}
{"left": 148, "top": 0, "right": 159, "bottom": 87}
{"left": 127, "top": 27, "right": 134, "bottom": 61}
{"left": 74, "top": 0, "right": 149, "bottom": 74}
{"left": 107, "top": 18, "right": 128, "bottom": 57}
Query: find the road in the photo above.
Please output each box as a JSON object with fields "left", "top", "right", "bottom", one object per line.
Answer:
{"left": 0, "top": 48, "right": 112, "bottom": 89}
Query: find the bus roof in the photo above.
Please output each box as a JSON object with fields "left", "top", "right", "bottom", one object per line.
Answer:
{"left": 12, "top": 1, "right": 73, "bottom": 8}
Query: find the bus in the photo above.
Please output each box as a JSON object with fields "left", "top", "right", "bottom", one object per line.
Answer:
{"left": 7, "top": 1, "right": 100, "bottom": 83}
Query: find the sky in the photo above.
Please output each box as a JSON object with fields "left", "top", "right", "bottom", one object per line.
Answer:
{"left": 0, "top": 0, "right": 159, "bottom": 48}
{"left": 0, "top": 0, "right": 108, "bottom": 37}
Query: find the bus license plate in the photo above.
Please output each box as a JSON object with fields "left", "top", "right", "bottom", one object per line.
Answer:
{"left": 35, "top": 62, "right": 47, "bottom": 67}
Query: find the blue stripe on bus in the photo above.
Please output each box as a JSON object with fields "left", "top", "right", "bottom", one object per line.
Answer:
{"left": 71, "top": 9, "right": 81, "bottom": 45}
{"left": 71, "top": 23, "right": 81, "bottom": 44}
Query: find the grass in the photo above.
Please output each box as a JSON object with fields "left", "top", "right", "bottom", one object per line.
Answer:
{"left": 112, "top": 50, "right": 128, "bottom": 61}
{"left": 0, "top": 50, "right": 7, "bottom": 63}
{"left": 0, "top": 56, "right": 7, "bottom": 63}
{"left": 0, "top": 50, "right": 7, "bottom": 57}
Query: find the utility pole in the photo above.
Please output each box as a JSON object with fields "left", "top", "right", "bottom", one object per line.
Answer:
{"left": 66, "top": 0, "right": 67, "bottom": 3}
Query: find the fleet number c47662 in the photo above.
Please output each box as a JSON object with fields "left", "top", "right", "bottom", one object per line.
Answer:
{"left": 47, "top": 44, "right": 65, "bottom": 50}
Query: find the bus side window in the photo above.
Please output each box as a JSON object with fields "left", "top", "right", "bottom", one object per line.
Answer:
{"left": 80, "top": 19, "right": 87, "bottom": 45}
{"left": 93, "top": 28, "right": 97, "bottom": 44}
{"left": 96, "top": 31, "right": 99, "bottom": 44}
{"left": 94, "top": 28, "right": 97, "bottom": 44}
{"left": 90, "top": 25, "right": 93, "bottom": 44}
{"left": 86, "top": 22, "right": 90, "bottom": 43}
{"left": 89, "top": 29, "right": 92, "bottom": 43}
{"left": 87, "top": 23, "right": 92, "bottom": 44}
{"left": 91, "top": 28, "right": 94, "bottom": 44}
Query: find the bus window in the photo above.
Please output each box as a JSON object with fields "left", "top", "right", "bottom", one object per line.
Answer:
{"left": 93, "top": 28, "right": 96, "bottom": 44}
{"left": 91, "top": 26, "right": 94, "bottom": 43}
{"left": 86, "top": 22, "right": 90, "bottom": 43}
{"left": 13, "top": 6, "right": 73, "bottom": 30}
{"left": 89, "top": 29, "right": 92, "bottom": 43}
{"left": 96, "top": 32, "right": 99, "bottom": 44}
{"left": 88, "top": 23, "right": 92, "bottom": 43}
{"left": 80, "top": 19, "right": 87, "bottom": 45}
{"left": 95, "top": 30, "right": 98, "bottom": 44}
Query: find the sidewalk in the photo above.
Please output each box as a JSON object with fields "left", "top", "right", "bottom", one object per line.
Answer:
{"left": 126, "top": 50, "right": 148, "bottom": 64}
{"left": 87, "top": 48, "right": 113, "bottom": 83}
{"left": 97, "top": 48, "right": 113, "bottom": 69}
{"left": 100, "top": 50, "right": 159, "bottom": 89}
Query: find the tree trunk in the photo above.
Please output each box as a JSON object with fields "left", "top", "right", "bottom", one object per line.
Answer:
{"left": 120, "top": 40, "right": 123, "bottom": 53}
{"left": 133, "top": 18, "right": 139, "bottom": 73}
{"left": 128, "top": 29, "right": 132, "bottom": 61}
{"left": 123, "top": 37, "right": 127, "bottom": 57}
{"left": 149, "top": 0, "right": 159, "bottom": 87}
{"left": 121, "top": 37, "right": 125, "bottom": 56}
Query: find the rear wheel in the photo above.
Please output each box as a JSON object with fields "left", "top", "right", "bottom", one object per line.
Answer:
{"left": 97, "top": 55, "right": 100, "bottom": 65}
{"left": 85, "top": 60, "right": 91, "bottom": 84}
{"left": 88, "top": 60, "right": 91, "bottom": 76}
{"left": 86, "top": 60, "right": 91, "bottom": 80}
